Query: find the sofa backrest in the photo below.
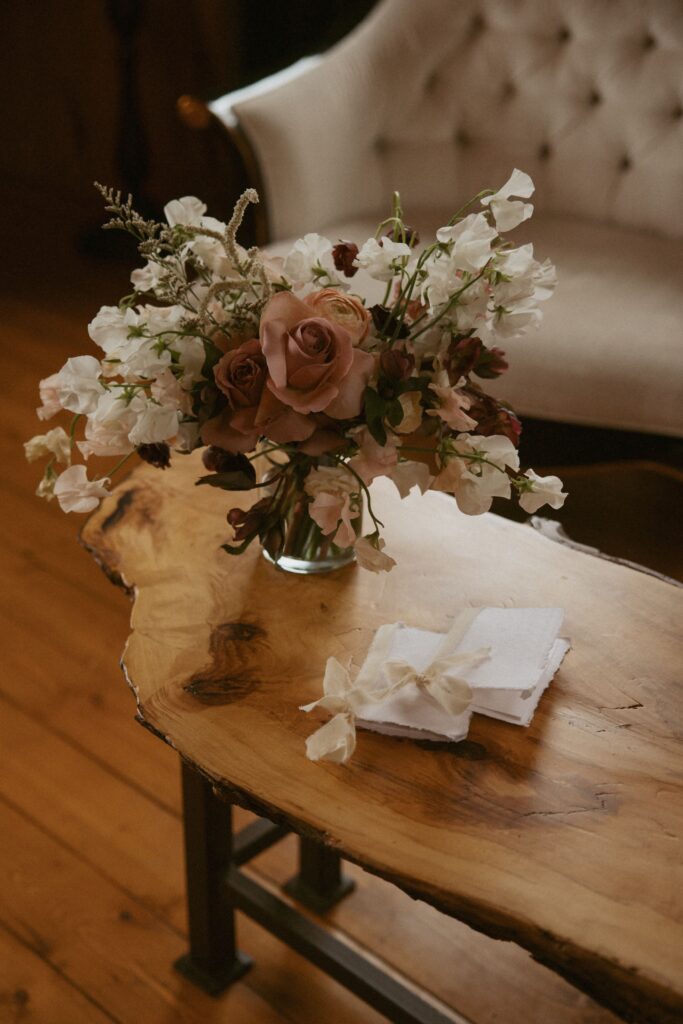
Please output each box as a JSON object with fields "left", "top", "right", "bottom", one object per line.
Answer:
{"left": 231, "top": 0, "right": 683, "bottom": 240}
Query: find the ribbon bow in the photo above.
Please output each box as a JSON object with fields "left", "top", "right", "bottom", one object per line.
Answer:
{"left": 301, "top": 647, "right": 490, "bottom": 763}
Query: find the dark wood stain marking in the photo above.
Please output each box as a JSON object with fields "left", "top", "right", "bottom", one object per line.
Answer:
{"left": 184, "top": 622, "right": 268, "bottom": 705}
{"left": 101, "top": 489, "right": 136, "bottom": 531}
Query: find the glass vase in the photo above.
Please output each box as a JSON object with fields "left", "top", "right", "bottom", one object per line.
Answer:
{"left": 261, "top": 479, "right": 362, "bottom": 575}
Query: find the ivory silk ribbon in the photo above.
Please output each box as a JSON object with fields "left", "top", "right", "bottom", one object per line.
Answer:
{"left": 301, "top": 647, "right": 490, "bottom": 763}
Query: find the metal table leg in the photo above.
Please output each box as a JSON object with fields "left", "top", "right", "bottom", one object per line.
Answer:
{"left": 174, "top": 759, "right": 252, "bottom": 995}
{"left": 284, "top": 835, "right": 355, "bottom": 913}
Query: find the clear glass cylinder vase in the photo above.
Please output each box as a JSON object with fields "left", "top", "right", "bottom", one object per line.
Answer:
{"left": 261, "top": 463, "right": 363, "bottom": 575}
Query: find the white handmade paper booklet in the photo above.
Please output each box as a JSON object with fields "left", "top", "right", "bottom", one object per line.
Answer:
{"left": 355, "top": 607, "right": 570, "bottom": 742}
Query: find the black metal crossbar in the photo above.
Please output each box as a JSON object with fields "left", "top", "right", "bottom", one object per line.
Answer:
{"left": 227, "top": 866, "right": 464, "bottom": 1024}
{"left": 174, "top": 760, "right": 468, "bottom": 1024}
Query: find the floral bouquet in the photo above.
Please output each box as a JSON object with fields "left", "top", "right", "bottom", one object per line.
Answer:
{"left": 27, "top": 169, "right": 566, "bottom": 573}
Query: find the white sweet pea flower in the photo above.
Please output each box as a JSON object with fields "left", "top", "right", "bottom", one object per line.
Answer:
{"left": 78, "top": 419, "right": 136, "bottom": 460}
{"left": 90, "top": 390, "right": 144, "bottom": 426}
{"left": 57, "top": 355, "right": 105, "bottom": 415}
{"left": 78, "top": 391, "right": 143, "bottom": 459}
{"left": 518, "top": 469, "right": 567, "bottom": 514}
{"left": 151, "top": 368, "right": 191, "bottom": 413}
{"left": 24, "top": 427, "right": 71, "bottom": 465}
{"left": 353, "top": 236, "right": 411, "bottom": 282}
{"left": 432, "top": 433, "right": 519, "bottom": 514}
{"left": 118, "top": 339, "right": 173, "bottom": 381}
{"left": 164, "top": 196, "right": 207, "bottom": 227}
{"left": 128, "top": 401, "right": 181, "bottom": 446}
{"left": 53, "top": 465, "right": 110, "bottom": 514}
{"left": 139, "top": 304, "right": 185, "bottom": 336}
{"left": 481, "top": 169, "right": 534, "bottom": 232}
{"left": 354, "top": 535, "right": 396, "bottom": 573}
{"left": 492, "top": 245, "right": 557, "bottom": 310}
{"left": 130, "top": 260, "right": 164, "bottom": 293}
{"left": 172, "top": 336, "right": 206, "bottom": 384}
{"left": 283, "top": 233, "right": 344, "bottom": 287}
{"left": 482, "top": 298, "right": 543, "bottom": 342}
{"left": 435, "top": 213, "right": 498, "bottom": 273}
{"left": 88, "top": 306, "right": 143, "bottom": 358}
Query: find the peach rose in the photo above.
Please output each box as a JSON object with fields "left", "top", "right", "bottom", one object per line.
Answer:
{"left": 260, "top": 292, "right": 374, "bottom": 419}
{"left": 304, "top": 288, "right": 370, "bottom": 344}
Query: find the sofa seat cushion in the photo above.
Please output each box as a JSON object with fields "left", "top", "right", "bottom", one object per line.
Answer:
{"left": 266, "top": 214, "right": 683, "bottom": 437}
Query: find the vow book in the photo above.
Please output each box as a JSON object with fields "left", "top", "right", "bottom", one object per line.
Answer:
{"left": 355, "top": 607, "right": 570, "bottom": 742}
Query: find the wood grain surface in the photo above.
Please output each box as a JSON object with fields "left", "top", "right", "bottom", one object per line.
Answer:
{"left": 81, "top": 452, "right": 683, "bottom": 1024}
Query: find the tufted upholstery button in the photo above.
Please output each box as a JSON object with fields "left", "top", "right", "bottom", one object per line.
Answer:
{"left": 538, "top": 142, "right": 552, "bottom": 161}
{"left": 672, "top": 104, "right": 683, "bottom": 120}
{"left": 501, "top": 81, "right": 516, "bottom": 101}
{"left": 643, "top": 32, "right": 656, "bottom": 50}
{"left": 374, "top": 135, "right": 389, "bottom": 155}
{"left": 455, "top": 128, "right": 472, "bottom": 147}
{"left": 619, "top": 155, "right": 632, "bottom": 172}
{"left": 470, "top": 13, "right": 486, "bottom": 33}
{"left": 557, "top": 26, "right": 571, "bottom": 43}
{"left": 424, "top": 71, "right": 439, "bottom": 93}
{"left": 588, "top": 89, "right": 602, "bottom": 107}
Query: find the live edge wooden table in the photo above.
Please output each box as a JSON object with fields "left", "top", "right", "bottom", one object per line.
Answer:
{"left": 81, "top": 452, "right": 683, "bottom": 1024}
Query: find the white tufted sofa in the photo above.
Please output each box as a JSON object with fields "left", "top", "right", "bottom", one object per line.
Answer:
{"left": 209, "top": 0, "right": 683, "bottom": 439}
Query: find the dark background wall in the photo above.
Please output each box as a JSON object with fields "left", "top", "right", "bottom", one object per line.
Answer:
{"left": 1, "top": 0, "right": 376, "bottom": 249}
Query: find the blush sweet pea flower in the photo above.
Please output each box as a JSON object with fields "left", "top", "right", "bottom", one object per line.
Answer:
{"left": 427, "top": 376, "right": 478, "bottom": 432}
{"left": 354, "top": 535, "right": 396, "bottom": 573}
{"left": 53, "top": 465, "right": 110, "bottom": 513}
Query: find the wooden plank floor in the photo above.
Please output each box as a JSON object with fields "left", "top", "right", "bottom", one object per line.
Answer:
{"left": 1, "top": 259, "right": 623, "bottom": 1023}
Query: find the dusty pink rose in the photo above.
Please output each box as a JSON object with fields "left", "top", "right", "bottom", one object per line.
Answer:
{"left": 260, "top": 292, "right": 374, "bottom": 419}
{"left": 304, "top": 288, "right": 370, "bottom": 344}
{"left": 202, "top": 337, "right": 314, "bottom": 452}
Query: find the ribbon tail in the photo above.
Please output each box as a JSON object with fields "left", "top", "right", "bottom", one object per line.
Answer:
{"left": 305, "top": 712, "right": 357, "bottom": 763}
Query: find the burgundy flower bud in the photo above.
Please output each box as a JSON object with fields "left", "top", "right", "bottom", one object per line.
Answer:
{"left": 137, "top": 443, "right": 171, "bottom": 469}
{"left": 448, "top": 337, "right": 484, "bottom": 378}
{"left": 379, "top": 347, "right": 415, "bottom": 381}
{"left": 369, "top": 304, "right": 410, "bottom": 340}
{"left": 464, "top": 387, "right": 522, "bottom": 447}
{"left": 384, "top": 224, "right": 420, "bottom": 248}
{"left": 202, "top": 446, "right": 251, "bottom": 475}
{"left": 448, "top": 337, "right": 509, "bottom": 380}
{"left": 332, "top": 240, "right": 359, "bottom": 277}
{"left": 475, "top": 345, "right": 508, "bottom": 379}
{"left": 227, "top": 497, "right": 271, "bottom": 542}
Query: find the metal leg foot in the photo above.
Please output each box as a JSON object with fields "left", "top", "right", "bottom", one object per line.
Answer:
{"left": 174, "top": 759, "right": 252, "bottom": 995}
{"left": 284, "top": 836, "right": 355, "bottom": 914}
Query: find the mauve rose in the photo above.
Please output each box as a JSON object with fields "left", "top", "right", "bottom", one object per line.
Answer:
{"left": 260, "top": 292, "right": 375, "bottom": 419}
{"left": 203, "top": 337, "right": 316, "bottom": 452}
{"left": 304, "top": 288, "right": 370, "bottom": 344}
